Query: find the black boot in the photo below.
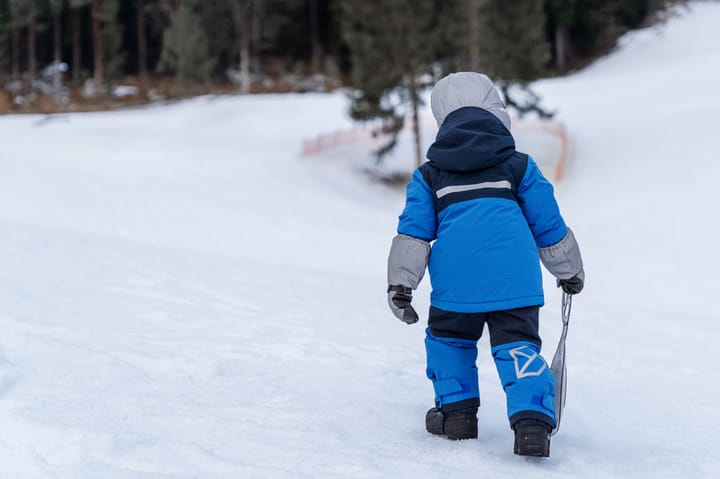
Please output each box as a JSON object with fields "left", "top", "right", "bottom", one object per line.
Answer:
{"left": 425, "top": 407, "right": 478, "bottom": 440}
{"left": 512, "top": 419, "right": 552, "bottom": 457}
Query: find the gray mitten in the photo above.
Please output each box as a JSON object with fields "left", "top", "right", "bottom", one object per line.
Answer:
{"left": 386, "top": 234, "right": 430, "bottom": 325}
{"left": 558, "top": 269, "right": 584, "bottom": 295}
{"left": 387, "top": 285, "right": 419, "bottom": 324}
{"left": 539, "top": 228, "right": 584, "bottom": 294}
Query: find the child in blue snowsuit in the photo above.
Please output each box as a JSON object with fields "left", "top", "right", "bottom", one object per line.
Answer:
{"left": 386, "top": 73, "right": 584, "bottom": 457}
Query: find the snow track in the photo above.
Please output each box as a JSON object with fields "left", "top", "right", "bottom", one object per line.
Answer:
{"left": 1, "top": 3, "right": 720, "bottom": 477}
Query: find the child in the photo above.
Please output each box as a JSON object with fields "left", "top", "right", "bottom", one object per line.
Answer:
{"left": 386, "top": 72, "right": 584, "bottom": 457}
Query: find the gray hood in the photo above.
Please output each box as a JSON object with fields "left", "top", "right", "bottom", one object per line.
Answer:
{"left": 430, "top": 72, "right": 510, "bottom": 130}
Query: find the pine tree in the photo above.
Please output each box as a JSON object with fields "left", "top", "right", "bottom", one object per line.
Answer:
{"left": 308, "top": 0, "right": 321, "bottom": 73}
{"left": 431, "top": 0, "right": 490, "bottom": 72}
{"left": 339, "top": 0, "right": 442, "bottom": 167}
{"left": 262, "top": 0, "right": 309, "bottom": 70}
{"left": 249, "top": 0, "right": 263, "bottom": 76}
{"left": 547, "top": 0, "right": 575, "bottom": 71}
{"left": 8, "top": 0, "right": 20, "bottom": 79}
{"left": 45, "top": 0, "right": 65, "bottom": 95}
{"left": 547, "top": 0, "right": 657, "bottom": 71}
{"left": 473, "top": 0, "right": 553, "bottom": 119}
{"left": 478, "top": 0, "right": 550, "bottom": 82}
{"left": 69, "top": 0, "right": 90, "bottom": 85}
{"left": 158, "top": 0, "right": 215, "bottom": 85}
{"left": 26, "top": 0, "right": 34, "bottom": 78}
{"left": 0, "top": 1, "right": 8, "bottom": 79}
{"left": 227, "top": 0, "right": 253, "bottom": 93}
{"left": 49, "top": 0, "right": 63, "bottom": 67}
{"left": 134, "top": 0, "right": 166, "bottom": 85}
{"left": 466, "top": 0, "right": 482, "bottom": 72}
{"left": 90, "top": 0, "right": 102, "bottom": 84}
{"left": 9, "top": 0, "right": 37, "bottom": 79}
{"left": 100, "top": 0, "right": 125, "bottom": 81}
{"left": 136, "top": 0, "right": 148, "bottom": 87}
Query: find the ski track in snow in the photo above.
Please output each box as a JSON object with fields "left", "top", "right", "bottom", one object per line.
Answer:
{"left": 1, "top": 3, "right": 720, "bottom": 478}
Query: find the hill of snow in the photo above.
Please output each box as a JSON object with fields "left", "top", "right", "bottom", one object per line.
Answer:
{"left": 1, "top": 2, "right": 719, "bottom": 477}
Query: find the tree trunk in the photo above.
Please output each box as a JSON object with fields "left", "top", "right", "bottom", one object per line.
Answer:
{"left": 54, "top": 10, "right": 62, "bottom": 64}
{"left": 28, "top": 0, "right": 36, "bottom": 79}
{"left": 240, "top": 36, "right": 250, "bottom": 94}
{"left": 251, "top": 0, "right": 263, "bottom": 76}
{"left": 467, "top": 0, "right": 480, "bottom": 71}
{"left": 554, "top": 23, "right": 568, "bottom": 72}
{"left": 72, "top": 7, "right": 82, "bottom": 85}
{"left": 410, "top": 75, "right": 422, "bottom": 168}
{"left": 137, "top": 0, "right": 148, "bottom": 90}
{"left": 231, "top": 1, "right": 251, "bottom": 94}
{"left": 53, "top": 8, "right": 63, "bottom": 94}
{"left": 309, "top": 0, "right": 322, "bottom": 73}
{"left": 91, "top": 0, "right": 103, "bottom": 86}
{"left": 11, "top": 19, "right": 20, "bottom": 79}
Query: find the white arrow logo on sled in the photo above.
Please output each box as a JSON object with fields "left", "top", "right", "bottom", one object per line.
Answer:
{"left": 509, "top": 346, "right": 547, "bottom": 379}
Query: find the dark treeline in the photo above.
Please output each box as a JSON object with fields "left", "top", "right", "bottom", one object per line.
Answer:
{"left": 0, "top": 0, "right": 344, "bottom": 93}
{"left": 0, "top": 0, "right": 675, "bottom": 117}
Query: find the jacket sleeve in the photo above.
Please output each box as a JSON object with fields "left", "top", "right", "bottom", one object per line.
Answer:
{"left": 387, "top": 169, "right": 437, "bottom": 288}
{"left": 517, "top": 156, "right": 567, "bottom": 248}
{"left": 397, "top": 168, "right": 437, "bottom": 242}
{"left": 518, "top": 156, "right": 583, "bottom": 280}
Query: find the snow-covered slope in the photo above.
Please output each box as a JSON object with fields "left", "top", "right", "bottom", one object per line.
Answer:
{"left": 1, "top": 3, "right": 719, "bottom": 477}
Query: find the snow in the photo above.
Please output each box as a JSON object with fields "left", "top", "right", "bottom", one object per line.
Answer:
{"left": 1, "top": 2, "right": 720, "bottom": 477}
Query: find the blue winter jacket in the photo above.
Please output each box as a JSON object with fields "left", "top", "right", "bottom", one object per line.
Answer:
{"left": 398, "top": 107, "right": 567, "bottom": 312}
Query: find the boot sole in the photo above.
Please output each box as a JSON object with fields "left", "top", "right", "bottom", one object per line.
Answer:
{"left": 513, "top": 424, "right": 550, "bottom": 457}
{"left": 425, "top": 408, "right": 478, "bottom": 440}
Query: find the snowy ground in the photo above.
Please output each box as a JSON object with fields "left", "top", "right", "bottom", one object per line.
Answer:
{"left": 1, "top": 2, "right": 720, "bottom": 478}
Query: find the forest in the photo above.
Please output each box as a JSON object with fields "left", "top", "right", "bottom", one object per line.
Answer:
{"left": 0, "top": 0, "right": 675, "bottom": 115}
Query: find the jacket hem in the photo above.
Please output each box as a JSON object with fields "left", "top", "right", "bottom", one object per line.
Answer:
{"left": 430, "top": 295, "right": 544, "bottom": 313}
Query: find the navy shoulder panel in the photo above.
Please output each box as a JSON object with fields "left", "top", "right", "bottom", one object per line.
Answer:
{"left": 508, "top": 152, "right": 529, "bottom": 196}
{"left": 420, "top": 153, "right": 529, "bottom": 214}
{"left": 419, "top": 162, "right": 441, "bottom": 190}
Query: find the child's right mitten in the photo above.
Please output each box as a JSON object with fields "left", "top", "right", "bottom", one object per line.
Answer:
{"left": 539, "top": 228, "right": 585, "bottom": 295}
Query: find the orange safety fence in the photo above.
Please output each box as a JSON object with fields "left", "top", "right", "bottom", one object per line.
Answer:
{"left": 302, "top": 126, "right": 376, "bottom": 157}
{"left": 512, "top": 118, "right": 571, "bottom": 182}
{"left": 302, "top": 115, "right": 571, "bottom": 183}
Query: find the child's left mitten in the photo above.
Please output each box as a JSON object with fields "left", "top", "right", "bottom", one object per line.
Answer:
{"left": 387, "top": 285, "right": 419, "bottom": 324}
{"left": 387, "top": 234, "right": 430, "bottom": 325}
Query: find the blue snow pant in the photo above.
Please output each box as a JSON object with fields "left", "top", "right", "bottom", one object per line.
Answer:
{"left": 425, "top": 306, "right": 556, "bottom": 427}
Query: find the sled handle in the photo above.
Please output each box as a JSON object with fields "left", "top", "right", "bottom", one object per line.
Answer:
{"left": 562, "top": 291, "right": 572, "bottom": 327}
{"left": 551, "top": 292, "right": 572, "bottom": 436}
